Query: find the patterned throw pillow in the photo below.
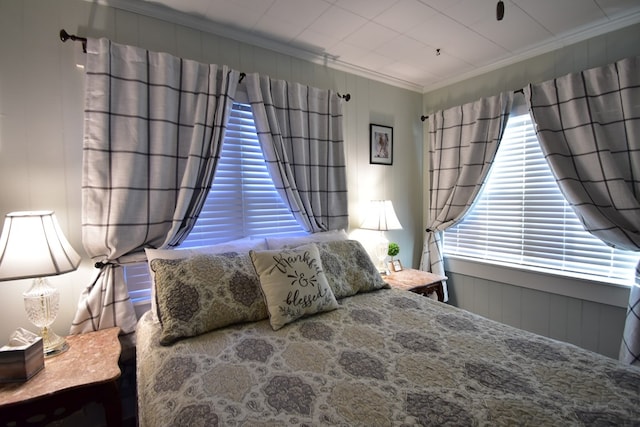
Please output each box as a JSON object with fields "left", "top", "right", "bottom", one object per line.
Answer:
{"left": 313, "top": 240, "right": 390, "bottom": 299}
{"left": 250, "top": 244, "right": 339, "bottom": 330}
{"left": 151, "top": 252, "right": 268, "bottom": 345}
{"left": 145, "top": 237, "right": 267, "bottom": 322}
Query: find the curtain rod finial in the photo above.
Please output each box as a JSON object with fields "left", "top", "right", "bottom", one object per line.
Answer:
{"left": 59, "top": 29, "right": 87, "bottom": 52}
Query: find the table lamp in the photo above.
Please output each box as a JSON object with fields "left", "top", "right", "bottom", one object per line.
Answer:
{"left": 0, "top": 211, "right": 81, "bottom": 357}
{"left": 360, "top": 200, "right": 402, "bottom": 275}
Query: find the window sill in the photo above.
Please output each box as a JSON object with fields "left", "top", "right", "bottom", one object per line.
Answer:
{"left": 444, "top": 255, "right": 631, "bottom": 308}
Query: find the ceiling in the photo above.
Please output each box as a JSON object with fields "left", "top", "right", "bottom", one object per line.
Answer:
{"left": 109, "top": 0, "right": 640, "bottom": 92}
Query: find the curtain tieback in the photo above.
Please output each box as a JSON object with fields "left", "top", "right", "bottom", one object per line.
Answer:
{"left": 94, "top": 261, "right": 116, "bottom": 269}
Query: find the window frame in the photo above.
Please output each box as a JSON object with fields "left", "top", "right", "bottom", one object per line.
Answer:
{"left": 442, "top": 109, "right": 639, "bottom": 295}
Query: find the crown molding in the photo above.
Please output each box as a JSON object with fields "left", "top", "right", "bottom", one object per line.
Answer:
{"left": 83, "top": 0, "right": 423, "bottom": 92}
{"left": 84, "top": 0, "right": 640, "bottom": 94}
{"left": 421, "top": 9, "right": 640, "bottom": 93}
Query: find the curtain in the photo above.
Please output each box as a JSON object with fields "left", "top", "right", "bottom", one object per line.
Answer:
{"left": 420, "top": 93, "right": 514, "bottom": 301}
{"left": 525, "top": 56, "right": 640, "bottom": 365}
{"left": 245, "top": 73, "right": 348, "bottom": 232}
{"left": 70, "top": 38, "right": 239, "bottom": 343}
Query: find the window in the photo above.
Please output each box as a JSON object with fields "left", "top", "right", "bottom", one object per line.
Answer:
{"left": 443, "top": 113, "right": 639, "bottom": 284}
{"left": 179, "top": 103, "right": 305, "bottom": 248}
{"left": 125, "top": 103, "right": 305, "bottom": 305}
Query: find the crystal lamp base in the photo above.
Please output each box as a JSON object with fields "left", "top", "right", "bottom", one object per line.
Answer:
{"left": 41, "top": 326, "right": 70, "bottom": 357}
{"left": 375, "top": 232, "right": 390, "bottom": 275}
{"left": 23, "top": 277, "right": 70, "bottom": 357}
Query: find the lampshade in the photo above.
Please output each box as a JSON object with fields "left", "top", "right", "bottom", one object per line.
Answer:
{"left": 0, "top": 211, "right": 81, "bottom": 357}
{"left": 0, "top": 211, "right": 81, "bottom": 281}
{"left": 360, "top": 200, "right": 403, "bottom": 231}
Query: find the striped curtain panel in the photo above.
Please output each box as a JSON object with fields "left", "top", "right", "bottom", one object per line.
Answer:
{"left": 525, "top": 56, "right": 640, "bottom": 366}
{"left": 70, "top": 38, "right": 238, "bottom": 342}
{"left": 420, "top": 93, "right": 514, "bottom": 301}
{"left": 245, "top": 73, "right": 348, "bottom": 232}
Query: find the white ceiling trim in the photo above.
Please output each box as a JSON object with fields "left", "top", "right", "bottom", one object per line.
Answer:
{"left": 86, "top": 0, "right": 424, "bottom": 91}
{"left": 428, "top": 9, "right": 640, "bottom": 93}
{"left": 84, "top": 0, "right": 640, "bottom": 94}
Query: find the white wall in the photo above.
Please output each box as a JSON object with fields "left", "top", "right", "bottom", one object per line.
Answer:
{"left": 3, "top": 0, "right": 635, "bottom": 360}
{"left": 422, "top": 22, "right": 640, "bottom": 359}
{"left": 0, "top": 0, "right": 423, "bottom": 341}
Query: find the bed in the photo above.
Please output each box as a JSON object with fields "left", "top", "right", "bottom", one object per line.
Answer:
{"left": 136, "top": 234, "right": 640, "bottom": 426}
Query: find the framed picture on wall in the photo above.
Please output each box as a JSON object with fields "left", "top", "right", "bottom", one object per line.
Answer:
{"left": 370, "top": 124, "right": 393, "bottom": 165}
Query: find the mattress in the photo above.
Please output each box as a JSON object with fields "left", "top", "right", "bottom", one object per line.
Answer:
{"left": 136, "top": 287, "right": 640, "bottom": 426}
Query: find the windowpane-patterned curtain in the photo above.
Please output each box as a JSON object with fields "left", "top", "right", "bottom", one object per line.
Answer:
{"left": 525, "top": 56, "right": 640, "bottom": 365}
{"left": 70, "top": 38, "right": 238, "bottom": 343}
{"left": 245, "top": 73, "right": 348, "bottom": 232}
{"left": 420, "top": 93, "right": 513, "bottom": 301}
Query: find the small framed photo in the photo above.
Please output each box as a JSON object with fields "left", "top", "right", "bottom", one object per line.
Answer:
{"left": 389, "top": 259, "right": 403, "bottom": 272}
{"left": 370, "top": 124, "right": 393, "bottom": 165}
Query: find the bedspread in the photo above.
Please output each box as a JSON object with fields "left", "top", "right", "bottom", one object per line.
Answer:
{"left": 136, "top": 288, "right": 640, "bottom": 426}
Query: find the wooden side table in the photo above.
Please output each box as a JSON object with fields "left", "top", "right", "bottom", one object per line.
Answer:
{"left": 384, "top": 268, "right": 447, "bottom": 301}
{"left": 0, "top": 327, "right": 122, "bottom": 427}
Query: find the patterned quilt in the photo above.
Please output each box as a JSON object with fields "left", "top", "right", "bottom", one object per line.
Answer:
{"left": 136, "top": 288, "right": 640, "bottom": 426}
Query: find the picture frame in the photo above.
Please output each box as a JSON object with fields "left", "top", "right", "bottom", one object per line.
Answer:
{"left": 389, "top": 259, "right": 403, "bottom": 272}
{"left": 370, "top": 124, "right": 393, "bottom": 165}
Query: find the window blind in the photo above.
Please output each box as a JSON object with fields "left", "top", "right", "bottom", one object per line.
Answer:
{"left": 179, "top": 103, "right": 304, "bottom": 248}
{"left": 125, "top": 262, "right": 153, "bottom": 305}
{"left": 126, "top": 103, "right": 304, "bottom": 304}
{"left": 444, "top": 113, "right": 639, "bottom": 283}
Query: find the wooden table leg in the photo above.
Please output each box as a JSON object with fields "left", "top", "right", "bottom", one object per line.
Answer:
{"left": 100, "top": 381, "right": 123, "bottom": 427}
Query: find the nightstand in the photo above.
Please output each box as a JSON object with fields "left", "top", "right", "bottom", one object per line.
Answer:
{"left": 0, "top": 327, "right": 122, "bottom": 427}
{"left": 384, "top": 268, "right": 447, "bottom": 301}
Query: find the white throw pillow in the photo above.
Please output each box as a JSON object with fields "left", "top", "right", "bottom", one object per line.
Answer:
{"left": 265, "top": 229, "right": 348, "bottom": 250}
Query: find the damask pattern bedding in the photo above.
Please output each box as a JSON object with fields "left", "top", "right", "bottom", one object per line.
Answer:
{"left": 136, "top": 287, "right": 640, "bottom": 426}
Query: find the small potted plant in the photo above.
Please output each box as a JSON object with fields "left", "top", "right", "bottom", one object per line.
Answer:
{"left": 387, "top": 242, "right": 402, "bottom": 271}
{"left": 388, "top": 242, "right": 399, "bottom": 259}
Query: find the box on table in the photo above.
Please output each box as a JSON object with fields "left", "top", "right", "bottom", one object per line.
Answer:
{"left": 0, "top": 337, "right": 44, "bottom": 383}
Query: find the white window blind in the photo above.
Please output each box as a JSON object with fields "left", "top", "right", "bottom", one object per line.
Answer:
{"left": 124, "top": 262, "right": 154, "bottom": 306}
{"left": 179, "top": 103, "right": 304, "bottom": 248}
{"left": 443, "top": 113, "right": 639, "bottom": 284}
{"left": 125, "top": 103, "right": 304, "bottom": 305}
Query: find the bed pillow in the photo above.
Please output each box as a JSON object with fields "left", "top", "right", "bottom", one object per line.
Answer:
{"left": 313, "top": 240, "right": 390, "bottom": 299}
{"left": 145, "top": 237, "right": 267, "bottom": 321}
{"left": 265, "top": 229, "right": 348, "bottom": 250}
{"left": 250, "top": 244, "right": 339, "bottom": 330}
{"left": 150, "top": 252, "right": 268, "bottom": 345}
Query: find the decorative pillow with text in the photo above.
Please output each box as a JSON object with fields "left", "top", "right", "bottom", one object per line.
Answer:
{"left": 250, "top": 244, "right": 339, "bottom": 330}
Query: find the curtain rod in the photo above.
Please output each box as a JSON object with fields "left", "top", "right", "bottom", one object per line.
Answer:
{"left": 59, "top": 29, "right": 87, "bottom": 53}
{"left": 235, "top": 73, "right": 349, "bottom": 100}
{"left": 420, "top": 88, "right": 524, "bottom": 121}
{"left": 58, "top": 29, "right": 351, "bottom": 101}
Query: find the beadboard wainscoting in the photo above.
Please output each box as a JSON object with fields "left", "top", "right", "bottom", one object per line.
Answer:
{"left": 445, "top": 257, "right": 630, "bottom": 359}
